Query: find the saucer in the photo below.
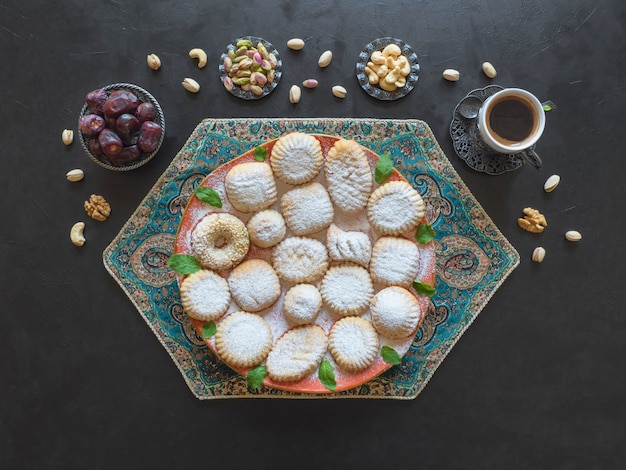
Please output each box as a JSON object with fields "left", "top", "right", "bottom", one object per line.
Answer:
{"left": 450, "top": 85, "right": 536, "bottom": 175}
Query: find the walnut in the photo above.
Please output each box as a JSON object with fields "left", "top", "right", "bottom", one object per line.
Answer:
{"left": 517, "top": 207, "right": 547, "bottom": 233}
{"left": 84, "top": 194, "right": 111, "bottom": 222}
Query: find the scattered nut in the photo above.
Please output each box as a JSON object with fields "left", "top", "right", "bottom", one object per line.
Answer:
{"left": 532, "top": 247, "right": 546, "bottom": 263}
{"left": 544, "top": 174, "right": 561, "bottom": 192}
{"left": 182, "top": 78, "right": 200, "bottom": 93}
{"left": 302, "top": 79, "right": 319, "bottom": 89}
{"left": 84, "top": 194, "right": 111, "bottom": 222}
{"left": 565, "top": 230, "right": 582, "bottom": 242}
{"left": 332, "top": 85, "right": 347, "bottom": 98}
{"left": 289, "top": 85, "right": 301, "bottom": 104}
{"left": 189, "top": 48, "right": 207, "bottom": 68}
{"left": 66, "top": 169, "right": 84, "bottom": 182}
{"left": 517, "top": 207, "right": 548, "bottom": 233}
{"left": 147, "top": 53, "right": 161, "bottom": 70}
{"left": 62, "top": 129, "right": 74, "bottom": 145}
{"left": 70, "top": 222, "right": 86, "bottom": 247}
{"left": 318, "top": 50, "right": 333, "bottom": 68}
{"left": 443, "top": 69, "right": 460, "bottom": 81}
{"left": 482, "top": 62, "right": 497, "bottom": 78}
{"left": 287, "top": 38, "right": 305, "bottom": 50}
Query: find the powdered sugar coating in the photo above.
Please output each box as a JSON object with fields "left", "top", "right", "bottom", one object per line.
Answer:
{"left": 270, "top": 132, "right": 324, "bottom": 185}
{"left": 326, "top": 223, "right": 372, "bottom": 267}
{"left": 280, "top": 182, "right": 334, "bottom": 236}
{"left": 325, "top": 139, "right": 373, "bottom": 214}
{"left": 215, "top": 311, "right": 273, "bottom": 369}
{"left": 246, "top": 210, "right": 286, "bottom": 248}
{"left": 191, "top": 213, "right": 250, "bottom": 270}
{"left": 369, "top": 236, "right": 420, "bottom": 287}
{"left": 224, "top": 162, "right": 277, "bottom": 213}
{"left": 329, "top": 317, "right": 379, "bottom": 372}
{"left": 180, "top": 270, "right": 231, "bottom": 321}
{"left": 271, "top": 236, "right": 329, "bottom": 283}
{"left": 227, "top": 259, "right": 281, "bottom": 312}
{"left": 283, "top": 284, "right": 323, "bottom": 325}
{"left": 320, "top": 264, "right": 374, "bottom": 317}
{"left": 370, "top": 286, "right": 422, "bottom": 339}
{"left": 266, "top": 325, "right": 328, "bottom": 382}
{"left": 367, "top": 181, "right": 425, "bottom": 235}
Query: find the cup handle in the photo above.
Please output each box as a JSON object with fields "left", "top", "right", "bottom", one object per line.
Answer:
{"left": 522, "top": 149, "right": 542, "bottom": 169}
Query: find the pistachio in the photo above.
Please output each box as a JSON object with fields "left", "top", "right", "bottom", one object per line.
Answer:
{"left": 223, "top": 77, "right": 234, "bottom": 92}
{"left": 249, "top": 85, "right": 264, "bottom": 96}
{"left": 236, "top": 39, "right": 254, "bottom": 48}
{"left": 66, "top": 168, "right": 84, "bottom": 182}
{"left": 287, "top": 38, "right": 305, "bottom": 50}
{"left": 62, "top": 129, "right": 74, "bottom": 145}
{"left": 532, "top": 247, "right": 546, "bottom": 263}
{"left": 302, "top": 79, "right": 319, "bottom": 89}
{"left": 147, "top": 53, "right": 161, "bottom": 70}
{"left": 482, "top": 61, "right": 497, "bottom": 78}
{"left": 565, "top": 230, "right": 582, "bottom": 242}
{"left": 189, "top": 48, "right": 207, "bottom": 68}
{"left": 318, "top": 50, "right": 333, "bottom": 68}
{"left": 250, "top": 71, "right": 267, "bottom": 86}
{"left": 332, "top": 85, "right": 347, "bottom": 98}
{"left": 289, "top": 85, "right": 301, "bottom": 104}
{"left": 443, "top": 69, "right": 460, "bottom": 81}
{"left": 544, "top": 174, "right": 561, "bottom": 192}
{"left": 182, "top": 77, "right": 200, "bottom": 93}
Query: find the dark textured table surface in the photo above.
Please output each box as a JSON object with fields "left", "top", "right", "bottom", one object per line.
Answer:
{"left": 2, "top": 1, "right": 624, "bottom": 468}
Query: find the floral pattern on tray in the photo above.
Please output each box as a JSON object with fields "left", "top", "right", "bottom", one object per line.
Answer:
{"left": 103, "top": 118, "right": 519, "bottom": 400}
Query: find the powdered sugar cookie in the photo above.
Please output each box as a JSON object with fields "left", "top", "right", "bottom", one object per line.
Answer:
{"left": 227, "top": 259, "right": 281, "bottom": 312}
{"left": 369, "top": 236, "right": 420, "bottom": 287}
{"left": 370, "top": 286, "right": 422, "bottom": 339}
{"left": 191, "top": 213, "right": 250, "bottom": 270}
{"left": 224, "top": 162, "right": 277, "bottom": 213}
{"left": 326, "top": 223, "right": 372, "bottom": 267}
{"left": 320, "top": 264, "right": 374, "bottom": 317}
{"left": 283, "top": 284, "right": 323, "bottom": 325}
{"left": 215, "top": 311, "right": 273, "bottom": 369}
{"left": 180, "top": 270, "right": 230, "bottom": 322}
{"left": 280, "top": 182, "right": 334, "bottom": 236}
{"left": 270, "top": 132, "right": 323, "bottom": 185}
{"left": 367, "top": 181, "right": 425, "bottom": 235}
{"left": 329, "top": 316, "right": 379, "bottom": 372}
{"left": 325, "top": 139, "right": 373, "bottom": 214}
{"left": 271, "top": 236, "right": 329, "bottom": 283}
{"left": 266, "top": 325, "right": 328, "bottom": 383}
{"left": 246, "top": 209, "right": 286, "bottom": 248}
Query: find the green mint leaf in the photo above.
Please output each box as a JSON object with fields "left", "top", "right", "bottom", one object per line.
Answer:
{"left": 253, "top": 146, "right": 268, "bottom": 161}
{"left": 542, "top": 100, "right": 557, "bottom": 112}
{"left": 318, "top": 360, "right": 336, "bottom": 391}
{"left": 415, "top": 223, "right": 435, "bottom": 244}
{"left": 246, "top": 365, "right": 267, "bottom": 389}
{"left": 381, "top": 345, "right": 402, "bottom": 365}
{"left": 201, "top": 321, "right": 217, "bottom": 339}
{"left": 413, "top": 280, "right": 436, "bottom": 297}
{"left": 167, "top": 254, "right": 201, "bottom": 274}
{"left": 194, "top": 186, "right": 222, "bottom": 208}
{"left": 374, "top": 152, "right": 394, "bottom": 184}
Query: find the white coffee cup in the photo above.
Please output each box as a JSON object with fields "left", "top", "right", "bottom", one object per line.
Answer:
{"left": 478, "top": 88, "right": 546, "bottom": 155}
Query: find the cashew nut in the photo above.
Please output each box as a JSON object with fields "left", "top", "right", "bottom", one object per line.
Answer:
{"left": 364, "top": 66, "right": 379, "bottom": 84}
{"left": 189, "top": 48, "right": 207, "bottom": 68}
{"left": 382, "top": 43, "right": 402, "bottom": 57}
{"left": 70, "top": 222, "right": 86, "bottom": 247}
{"left": 370, "top": 51, "right": 386, "bottom": 65}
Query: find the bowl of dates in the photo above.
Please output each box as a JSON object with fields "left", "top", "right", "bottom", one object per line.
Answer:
{"left": 78, "top": 83, "right": 165, "bottom": 171}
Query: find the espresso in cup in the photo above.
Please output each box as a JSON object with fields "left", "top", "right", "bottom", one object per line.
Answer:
{"left": 478, "top": 88, "right": 545, "bottom": 155}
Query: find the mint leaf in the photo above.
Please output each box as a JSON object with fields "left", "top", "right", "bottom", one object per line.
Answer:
{"left": 415, "top": 223, "right": 435, "bottom": 244}
{"left": 253, "top": 146, "right": 268, "bottom": 161}
{"left": 246, "top": 365, "right": 267, "bottom": 389}
{"left": 542, "top": 100, "right": 557, "bottom": 112}
{"left": 201, "top": 321, "right": 216, "bottom": 338}
{"left": 374, "top": 152, "right": 394, "bottom": 184}
{"left": 318, "top": 360, "right": 336, "bottom": 391}
{"left": 381, "top": 345, "right": 402, "bottom": 365}
{"left": 413, "top": 280, "right": 436, "bottom": 297}
{"left": 167, "top": 254, "right": 201, "bottom": 274}
{"left": 194, "top": 186, "right": 222, "bottom": 208}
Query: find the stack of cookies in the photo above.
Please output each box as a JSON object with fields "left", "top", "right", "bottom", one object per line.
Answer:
{"left": 178, "top": 132, "right": 431, "bottom": 390}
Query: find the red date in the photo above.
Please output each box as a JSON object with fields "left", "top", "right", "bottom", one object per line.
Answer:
{"left": 109, "top": 145, "right": 141, "bottom": 164}
{"left": 135, "top": 102, "right": 156, "bottom": 122}
{"left": 137, "top": 121, "right": 163, "bottom": 153}
{"left": 98, "top": 128, "right": 123, "bottom": 157}
{"left": 103, "top": 91, "right": 139, "bottom": 118}
{"left": 116, "top": 113, "right": 140, "bottom": 146}
{"left": 85, "top": 88, "right": 107, "bottom": 115}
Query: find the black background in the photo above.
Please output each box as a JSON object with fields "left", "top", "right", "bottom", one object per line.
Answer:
{"left": 1, "top": 1, "right": 624, "bottom": 468}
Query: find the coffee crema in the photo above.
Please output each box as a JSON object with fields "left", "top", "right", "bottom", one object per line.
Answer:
{"left": 487, "top": 95, "right": 538, "bottom": 145}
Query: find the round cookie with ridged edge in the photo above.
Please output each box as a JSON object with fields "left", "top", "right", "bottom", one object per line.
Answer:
{"left": 367, "top": 180, "right": 425, "bottom": 235}
{"left": 180, "top": 269, "right": 231, "bottom": 322}
{"left": 224, "top": 162, "right": 277, "bottom": 213}
{"left": 270, "top": 132, "right": 323, "bottom": 185}
{"left": 266, "top": 325, "right": 328, "bottom": 383}
{"left": 215, "top": 311, "right": 273, "bottom": 369}
{"left": 329, "top": 316, "right": 379, "bottom": 372}
{"left": 370, "top": 286, "right": 422, "bottom": 339}
{"left": 369, "top": 236, "right": 420, "bottom": 287}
